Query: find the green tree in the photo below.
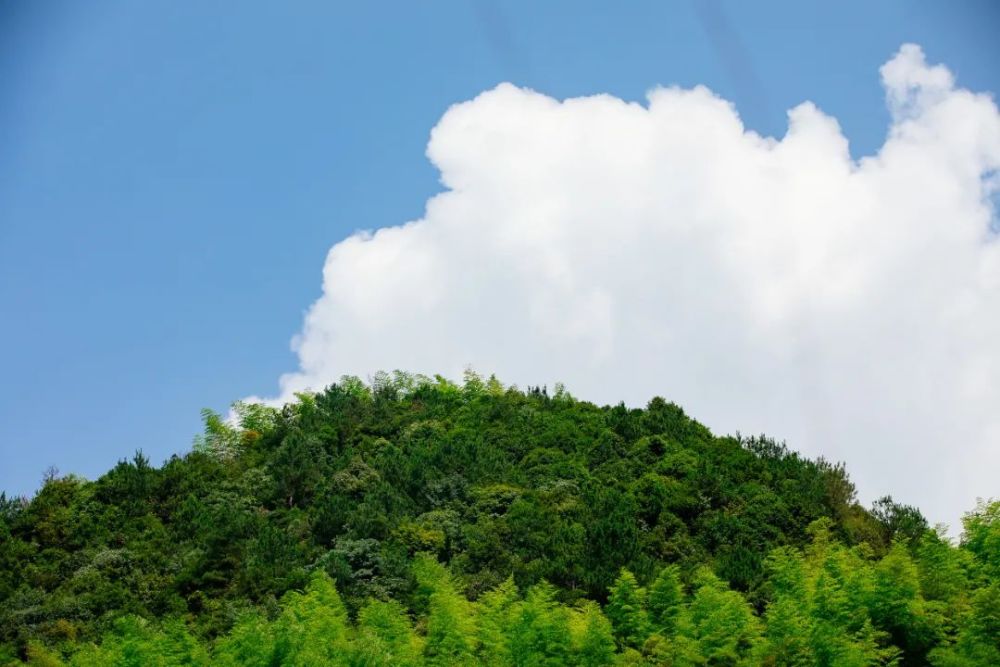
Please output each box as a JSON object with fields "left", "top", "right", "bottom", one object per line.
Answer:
{"left": 868, "top": 541, "right": 942, "bottom": 661}
{"left": 352, "top": 599, "right": 421, "bottom": 666}
{"left": 648, "top": 564, "right": 684, "bottom": 637}
{"left": 682, "top": 568, "right": 761, "bottom": 664}
{"left": 572, "top": 601, "right": 616, "bottom": 667}
{"left": 961, "top": 499, "right": 1000, "bottom": 579}
{"left": 605, "top": 569, "right": 649, "bottom": 649}
{"left": 930, "top": 583, "right": 1000, "bottom": 666}
{"left": 475, "top": 576, "right": 520, "bottom": 666}
{"left": 507, "top": 582, "right": 573, "bottom": 666}
{"left": 412, "top": 555, "right": 477, "bottom": 666}
{"left": 272, "top": 571, "right": 351, "bottom": 665}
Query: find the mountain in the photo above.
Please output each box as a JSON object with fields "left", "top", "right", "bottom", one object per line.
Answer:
{"left": 1, "top": 371, "right": 997, "bottom": 665}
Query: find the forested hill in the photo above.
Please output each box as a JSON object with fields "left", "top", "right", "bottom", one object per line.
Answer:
{"left": 1, "top": 372, "right": 998, "bottom": 665}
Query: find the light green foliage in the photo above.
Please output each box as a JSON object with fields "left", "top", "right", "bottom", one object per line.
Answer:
{"left": 24, "top": 643, "right": 65, "bottom": 667}
{"left": 192, "top": 409, "right": 242, "bottom": 460}
{"left": 214, "top": 571, "right": 352, "bottom": 667}
{"left": 961, "top": 499, "right": 1000, "bottom": 579}
{"left": 5, "top": 542, "right": 997, "bottom": 666}
{"left": 930, "top": 582, "right": 1000, "bottom": 666}
{"left": 916, "top": 528, "right": 973, "bottom": 606}
{"left": 212, "top": 614, "right": 278, "bottom": 667}
{"left": 571, "top": 601, "right": 616, "bottom": 667}
{"left": 271, "top": 571, "right": 351, "bottom": 665}
{"left": 475, "top": 577, "right": 520, "bottom": 666}
{"left": 681, "top": 568, "right": 761, "bottom": 664}
{"left": 758, "top": 538, "right": 887, "bottom": 667}
{"left": 605, "top": 569, "right": 649, "bottom": 649}
{"left": 412, "top": 554, "right": 477, "bottom": 666}
{"left": 757, "top": 547, "right": 814, "bottom": 665}
{"left": 506, "top": 583, "right": 572, "bottom": 666}
{"left": 352, "top": 599, "right": 422, "bottom": 666}
{"left": 869, "top": 542, "right": 942, "bottom": 659}
{"left": 68, "top": 616, "right": 208, "bottom": 667}
{"left": 648, "top": 565, "right": 683, "bottom": 636}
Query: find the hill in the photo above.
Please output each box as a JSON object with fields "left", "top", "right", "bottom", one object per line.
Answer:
{"left": 1, "top": 371, "right": 997, "bottom": 665}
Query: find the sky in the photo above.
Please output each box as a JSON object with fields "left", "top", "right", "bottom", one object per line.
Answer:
{"left": 1, "top": 1, "right": 999, "bottom": 530}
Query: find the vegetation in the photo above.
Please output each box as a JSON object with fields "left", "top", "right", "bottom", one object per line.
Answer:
{"left": 1, "top": 371, "right": 997, "bottom": 665}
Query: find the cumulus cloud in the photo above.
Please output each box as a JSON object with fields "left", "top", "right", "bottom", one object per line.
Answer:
{"left": 255, "top": 44, "right": 1000, "bottom": 530}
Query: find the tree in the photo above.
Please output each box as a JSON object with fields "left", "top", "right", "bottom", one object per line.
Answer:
{"left": 868, "top": 541, "right": 942, "bottom": 662}
{"left": 683, "top": 568, "right": 761, "bottom": 664}
{"left": 605, "top": 569, "right": 649, "bottom": 649}
{"left": 271, "top": 430, "right": 327, "bottom": 508}
{"left": 573, "top": 601, "right": 616, "bottom": 667}
{"left": 648, "top": 564, "right": 683, "bottom": 636}
{"left": 475, "top": 577, "right": 519, "bottom": 666}
{"left": 930, "top": 583, "right": 1000, "bottom": 666}
{"left": 353, "top": 599, "right": 422, "bottom": 666}
{"left": 961, "top": 499, "right": 1000, "bottom": 579}
{"left": 270, "top": 571, "right": 351, "bottom": 665}
{"left": 506, "top": 583, "right": 573, "bottom": 666}
{"left": 412, "top": 555, "right": 477, "bottom": 666}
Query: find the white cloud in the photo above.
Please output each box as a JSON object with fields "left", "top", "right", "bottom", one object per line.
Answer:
{"left": 255, "top": 44, "right": 1000, "bottom": 530}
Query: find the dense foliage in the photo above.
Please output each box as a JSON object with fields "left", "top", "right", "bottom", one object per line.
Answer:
{"left": 1, "top": 371, "right": 997, "bottom": 665}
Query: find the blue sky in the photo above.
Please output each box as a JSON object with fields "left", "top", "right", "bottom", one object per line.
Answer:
{"left": 1, "top": 1, "right": 999, "bottom": 501}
